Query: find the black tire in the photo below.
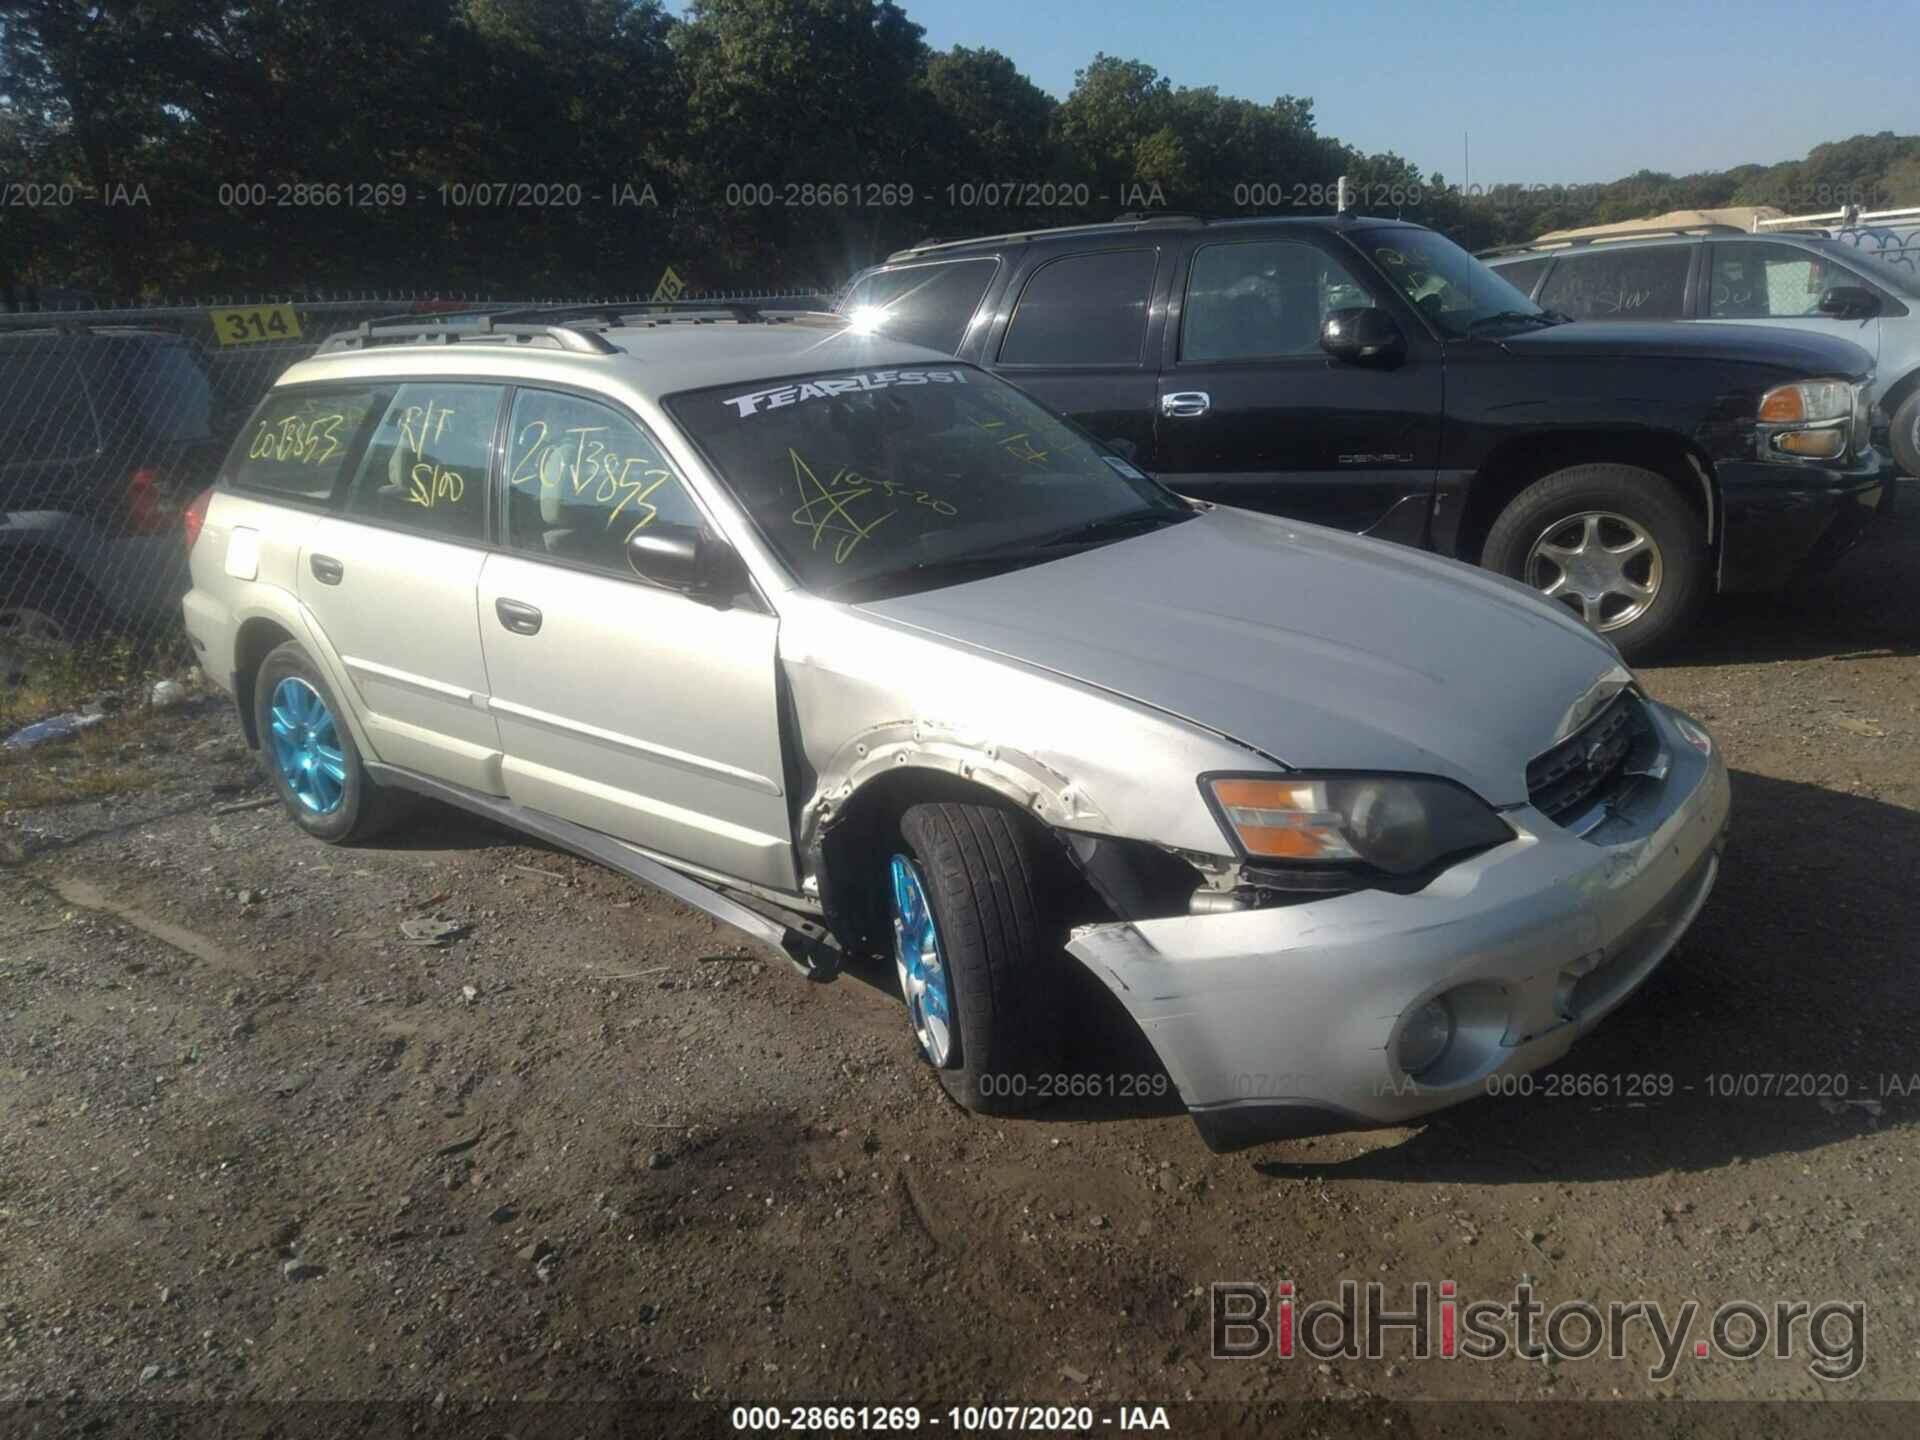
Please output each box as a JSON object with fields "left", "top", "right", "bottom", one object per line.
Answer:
{"left": 1481, "top": 463, "right": 1707, "bottom": 662}
{"left": 895, "top": 801, "right": 1062, "bottom": 1115}
{"left": 0, "top": 568, "right": 109, "bottom": 685}
{"left": 1890, "top": 390, "right": 1920, "bottom": 480}
{"left": 252, "top": 641, "right": 409, "bottom": 844}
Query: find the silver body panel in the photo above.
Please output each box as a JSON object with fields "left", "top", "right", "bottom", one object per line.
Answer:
{"left": 183, "top": 323, "right": 1728, "bottom": 1145}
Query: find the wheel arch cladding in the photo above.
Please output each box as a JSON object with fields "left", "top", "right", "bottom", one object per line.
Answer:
{"left": 1460, "top": 431, "right": 1715, "bottom": 564}
{"left": 233, "top": 616, "right": 295, "bottom": 748}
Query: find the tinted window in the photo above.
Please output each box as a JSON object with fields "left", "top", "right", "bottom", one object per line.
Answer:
{"left": 1492, "top": 256, "right": 1551, "bottom": 297}
{"left": 1537, "top": 245, "right": 1690, "bottom": 321}
{"left": 1000, "top": 249, "right": 1156, "bottom": 365}
{"left": 123, "top": 344, "right": 215, "bottom": 442}
{"left": 344, "top": 383, "right": 501, "bottom": 541}
{"left": 502, "top": 389, "right": 703, "bottom": 575}
{"left": 0, "top": 344, "right": 101, "bottom": 464}
{"left": 840, "top": 258, "right": 997, "bottom": 353}
{"left": 227, "top": 386, "right": 385, "bottom": 502}
{"left": 1181, "top": 240, "right": 1377, "bottom": 362}
{"left": 1709, "top": 242, "right": 1836, "bottom": 319}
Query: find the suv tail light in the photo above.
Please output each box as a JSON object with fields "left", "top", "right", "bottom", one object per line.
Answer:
{"left": 126, "top": 466, "right": 169, "bottom": 534}
{"left": 183, "top": 486, "right": 214, "bottom": 549}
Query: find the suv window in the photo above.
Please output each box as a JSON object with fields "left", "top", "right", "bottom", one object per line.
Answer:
{"left": 841, "top": 258, "right": 997, "bottom": 352}
{"left": 502, "top": 388, "right": 704, "bottom": 575}
{"left": 1492, "top": 256, "right": 1551, "bottom": 297}
{"left": 999, "top": 249, "right": 1156, "bottom": 366}
{"left": 343, "top": 383, "right": 501, "bottom": 541}
{"left": 1180, "top": 240, "right": 1376, "bottom": 362}
{"left": 1536, "top": 245, "right": 1690, "bottom": 321}
{"left": 0, "top": 343, "right": 101, "bottom": 465}
{"left": 123, "top": 343, "right": 215, "bottom": 443}
{"left": 1709, "top": 242, "right": 1834, "bottom": 319}
{"left": 227, "top": 385, "right": 386, "bottom": 502}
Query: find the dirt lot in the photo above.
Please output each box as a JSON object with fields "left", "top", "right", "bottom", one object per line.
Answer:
{"left": 4, "top": 491, "right": 1920, "bottom": 1429}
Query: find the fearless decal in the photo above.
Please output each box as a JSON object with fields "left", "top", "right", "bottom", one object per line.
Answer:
{"left": 723, "top": 368, "right": 967, "bottom": 418}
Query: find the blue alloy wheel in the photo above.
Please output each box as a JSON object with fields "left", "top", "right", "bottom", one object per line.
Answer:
{"left": 267, "top": 676, "right": 347, "bottom": 815}
{"left": 890, "top": 853, "right": 954, "bottom": 1065}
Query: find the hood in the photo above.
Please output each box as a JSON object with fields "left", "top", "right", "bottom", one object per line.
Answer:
{"left": 857, "top": 509, "right": 1630, "bottom": 806}
{"left": 1498, "top": 320, "right": 1874, "bottom": 378}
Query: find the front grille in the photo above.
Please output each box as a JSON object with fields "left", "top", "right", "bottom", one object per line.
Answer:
{"left": 1527, "top": 690, "right": 1643, "bottom": 825}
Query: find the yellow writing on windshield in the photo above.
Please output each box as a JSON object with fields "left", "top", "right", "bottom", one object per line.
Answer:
{"left": 790, "top": 449, "right": 893, "bottom": 564}
{"left": 972, "top": 417, "right": 1050, "bottom": 466}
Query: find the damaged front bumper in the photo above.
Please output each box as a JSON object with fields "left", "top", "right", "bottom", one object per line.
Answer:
{"left": 1066, "top": 700, "right": 1731, "bottom": 1153}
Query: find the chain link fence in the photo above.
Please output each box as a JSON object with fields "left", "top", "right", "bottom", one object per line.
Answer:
{"left": 0, "top": 290, "right": 834, "bottom": 713}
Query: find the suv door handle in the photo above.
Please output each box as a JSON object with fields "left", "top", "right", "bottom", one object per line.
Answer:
{"left": 1161, "top": 391, "right": 1211, "bottom": 418}
{"left": 309, "top": 554, "right": 344, "bottom": 585}
{"left": 494, "top": 598, "right": 543, "bottom": 636}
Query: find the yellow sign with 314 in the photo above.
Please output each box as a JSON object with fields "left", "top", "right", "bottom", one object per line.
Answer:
{"left": 209, "top": 304, "right": 303, "bottom": 346}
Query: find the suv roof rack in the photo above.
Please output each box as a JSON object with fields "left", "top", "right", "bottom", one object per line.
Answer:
{"left": 318, "top": 314, "right": 619, "bottom": 355}
{"left": 885, "top": 212, "right": 1207, "bottom": 263}
{"left": 1483, "top": 222, "right": 1747, "bottom": 258}
{"left": 485, "top": 301, "right": 846, "bottom": 330}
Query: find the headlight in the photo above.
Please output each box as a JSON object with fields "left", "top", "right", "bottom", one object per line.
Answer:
{"left": 1203, "top": 774, "right": 1515, "bottom": 876}
{"left": 1758, "top": 378, "right": 1861, "bottom": 462}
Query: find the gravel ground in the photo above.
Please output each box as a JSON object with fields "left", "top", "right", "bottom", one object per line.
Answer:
{"left": 3, "top": 489, "right": 1919, "bottom": 1428}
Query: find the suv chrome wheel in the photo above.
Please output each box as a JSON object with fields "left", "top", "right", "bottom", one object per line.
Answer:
{"left": 267, "top": 676, "right": 347, "bottom": 815}
{"left": 889, "top": 853, "right": 954, "bottom": 1066}
{"left": 1525, "top": 511, "right": 1664, "bottom": 631}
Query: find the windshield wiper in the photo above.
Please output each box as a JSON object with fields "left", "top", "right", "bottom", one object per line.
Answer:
{"left": 830, "top": 508, "right": 1188, "bottom": 601}
{"left": 1467, "top": 309, "right": 1563, "bottom": 333}
{"left": 1015, "top": 506, "right": 1191, "bottom": 551}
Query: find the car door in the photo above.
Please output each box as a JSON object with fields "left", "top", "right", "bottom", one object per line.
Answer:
{"left": 1695, "top": 240, "right": 1883, "bottom": 363}
{"left": 476, "top": 385, "right": 795, "bottom": 892}
{"left": 982, "top": 246, "right": 1165, "bottom": 465}
{"left": 293, "top": 379, "right": 507, "bottom": 794}
{"left": 1147, "top": 234, "right": 1443, "bottom": 540}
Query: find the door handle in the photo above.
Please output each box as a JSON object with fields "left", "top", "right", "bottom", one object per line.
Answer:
{"left": 494, "top": 598, "right": 543, "bottom": 636}
{"left": 309, "top": 553, "right": 344, "bottom": 585}
{"left": 1161, "top": 391, "right": 1211, "bottom": 418}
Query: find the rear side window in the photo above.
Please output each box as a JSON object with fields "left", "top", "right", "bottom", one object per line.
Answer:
{"left": 343, "top": 383, "right": 502, "bottom": 541}
{"left": 0, "top": 343, "right": 102, "bottom": 465}
{"left": 841, "top": 258, "right": 997, "bottom": 353}
{"left": 1491, "top": 256, "right": 1551, "bottom": 297}
{"left": 1536, "top": 245, "right": 1690, "bottom": 321}
{"left": 122, "top": 343, "right": 215, "bottom": 442}
{"left": 227, "top": 386, "right": 386, "bottom": 502}
{"left": 999, "top": 249, "right": 1156, "bottom": 365}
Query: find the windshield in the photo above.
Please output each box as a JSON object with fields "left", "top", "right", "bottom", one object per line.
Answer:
{"left": 666, "top": 365, "right": 1190, "bottom": 600}
{"left": 1353, "top": 227, "right": 1551, "bottom": 338}
{"left": 1817, "top": 235, "right": 1920, "bottom": 299}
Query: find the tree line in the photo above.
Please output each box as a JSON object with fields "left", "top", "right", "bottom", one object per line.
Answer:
{"left": 3, "top": 0, "right": 1918, "bottom": 304}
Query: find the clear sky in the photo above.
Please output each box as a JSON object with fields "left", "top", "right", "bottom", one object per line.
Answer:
{"left": 893, "top": 0, "right": 1919, "bottom": 183}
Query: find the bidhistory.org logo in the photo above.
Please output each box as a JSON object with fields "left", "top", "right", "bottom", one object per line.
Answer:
{"left": 1211, "top": 1280, "right": 1865, "bottom": 1382}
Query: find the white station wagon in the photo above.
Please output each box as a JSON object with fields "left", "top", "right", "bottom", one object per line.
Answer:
{"left": 182, "top": 307, "right": 1730, "bottom": 1151}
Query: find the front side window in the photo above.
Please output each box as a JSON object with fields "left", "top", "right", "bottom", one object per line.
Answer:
{"left": 1536, "top": 245, "right": 1690, "bottom": 322}
{"left": 666, "top": 364, "right": 1189, "bottom": 600}
{"left": 1709, "top": 243, "right": 1832, "bottom": 319}
{"left": 1491, "top": 256, "right": 1551, "bottom": 298}
{"left": 343, "top": 382, "right": 501, "bottom": 541}
{"left": 226, "top": 385, "right": 385, "bottom": 502}
{"left": 501, "top": 388, "right": 704, "bottom": 575}
{"left": 1355, "top": 226, "right": 1554, "bottom": 337}
{"left": 839, "top": 258, "right": 998, "bottom": 353}
{"left": 999, "top": 249, "right": 1156, "bottom": 365}
{"left": 1181, "top": 239, "right": 1378, "bottom": 362}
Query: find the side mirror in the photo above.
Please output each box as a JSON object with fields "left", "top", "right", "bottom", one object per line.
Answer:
{"left": 625, "top": 525, "right": 748, "bottom": 607}
{"left": 1819, "top": 285, "right": 1880, "bottom": 320}
{"left": 1320, "top": 307, "right": 1405, "bottom": 365}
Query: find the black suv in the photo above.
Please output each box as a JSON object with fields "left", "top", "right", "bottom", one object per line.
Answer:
{"left": 1, "top": 325, "right": 228, "bottom": 677}
{"left": 838, "top": 214, "right": 1896, "bottom": 658}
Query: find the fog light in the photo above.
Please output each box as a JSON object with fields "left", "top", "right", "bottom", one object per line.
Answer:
{"left": 1771, "top": 428, "right": 1846, "bottom": 459}
{"left": 1396, "top": 997, "right": 1454, "bottom": 1077}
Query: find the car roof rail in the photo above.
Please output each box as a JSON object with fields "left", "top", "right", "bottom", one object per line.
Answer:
{"left": 1506, "top": 222, "right": 1748, "bottom": 253}
{"left": 884, "top": 212, "right": 1209, "bottom": 262}
{"left": 484, "top": 301, "right": 845, "bottom": 330}
{"left": 317, "top": 315, "right": 618, "bottom": 355}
